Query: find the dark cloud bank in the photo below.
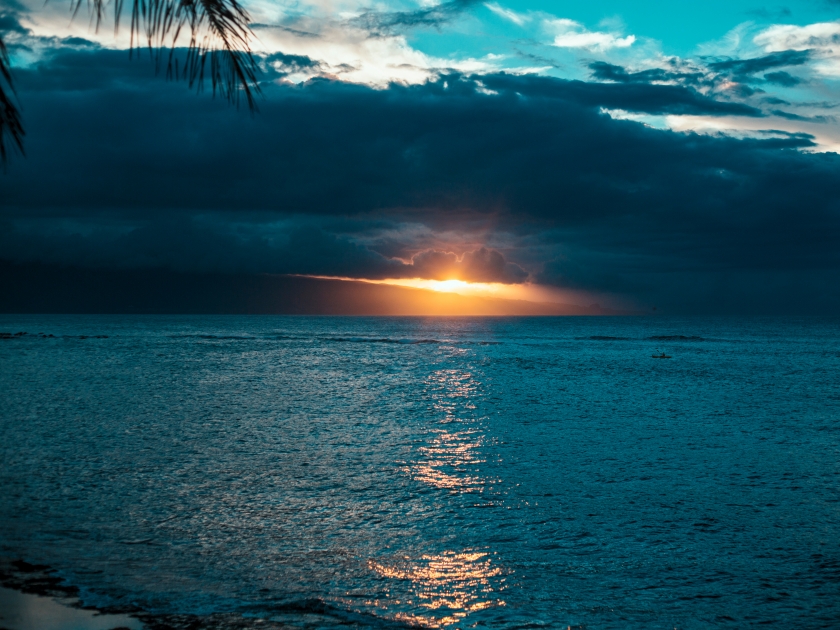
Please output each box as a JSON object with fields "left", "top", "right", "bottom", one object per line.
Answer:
{"left": 1, "top": 43, "right": 839, "bottom": 314}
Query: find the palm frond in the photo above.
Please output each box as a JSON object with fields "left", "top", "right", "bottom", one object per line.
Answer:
{"left": 2, "top": 0, "right": 259, "bottom": 166}
{"left": 76, "top": 0, "right": 261, "bottom": 109}
{"left": 0, "top": 36, "right": 25, "bottom": 165}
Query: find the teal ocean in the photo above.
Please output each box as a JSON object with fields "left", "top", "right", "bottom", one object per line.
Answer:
{"left": 1, "top": 315, "right": 839, "bottom": 629}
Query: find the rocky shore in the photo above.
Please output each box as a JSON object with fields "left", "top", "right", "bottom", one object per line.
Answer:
{"left": 0, "top": 559, "right": 385, "bottom": 630}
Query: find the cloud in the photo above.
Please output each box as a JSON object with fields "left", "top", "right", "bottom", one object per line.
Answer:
{"left": 763, "top": 70, "right": 802, "bottom": 86}
{"left": 252, "top": 22, "right": 440, "bottom": 86}
{"left": 754, "top": 21, "right": 840, "bottom": 53}
{"left": 769, "top": 109, "right": 832, "bottom": 122}
{"left": 535, "top": 254, "right": 636, "bottom": 293}
{"left": 263, "top": 52, "right": 325, "bottom": 83}
{"left": 586, "top": 51, "right": 840, "bottom": 147}
{"left": 589, "top": 51, "right": 812, "bottom": 92}
{"left": 6, "top": 0, "right": 494, "bottom": 89}
{"left": 410, "top": 247, "right": 528, "bottom": 282}
{"left": 351, "top": 0, "right": 481, "bottom": 36}
{"left": 2, "top": 46, "right": 840, "bottom": 313}
{"left": 482, "top": 73, "right": 763, "bottom": 117}
{"left": 484, "top": 3, "right": 528, "bottom": 26}
{"left": 708, "top": 49, "right": 811, "bottom": 76}
{"left": 588, "top": 61, "right": 703, "bottom": 86}
{"left": 0, "top": 11, "right": 31, "bottom": 35}
{"left": 0, "top": 215, "right": 528, "bottom": 284}
{"left": 547, "top": 18, "right": 635, "bottom": 52}
{"left": 753, "top": 21, "right": 840, "bottom": 76}
{"left": 250, "top": 15, "right": 503, "bottom": 87}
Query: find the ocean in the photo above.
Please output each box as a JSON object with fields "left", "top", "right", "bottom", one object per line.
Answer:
{"left": 1, "top": 315, "right": 839, "bottom": 629}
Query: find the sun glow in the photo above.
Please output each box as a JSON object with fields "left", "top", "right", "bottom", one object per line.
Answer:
{"left": 372, "top": 277, "right": 587, "bottom": 304}
{"left": 288, "top": 274, "right": 606, "bottom": 314}
{"left": 292, "top": 274, "right": 530, "bottom": 299}
{"left": 380, "top": 278, "right": 505, "bottom": 296}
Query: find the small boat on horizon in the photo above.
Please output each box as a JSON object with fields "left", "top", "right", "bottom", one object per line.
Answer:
{"left": 652, "top": 351, "right": 671, "bottom": 359}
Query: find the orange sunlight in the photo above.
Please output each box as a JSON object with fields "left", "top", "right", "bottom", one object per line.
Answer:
{"left": 288, "top": 275, "right": 612, "bottom": 315}
{"left": 377, "top": 278, "right": 507, "bottom": 296}
{"left": 288, "top": 274, "right": 605, "bottom": 314}
{"left": 370, "top": 277, "right": 584, "bottom": 305}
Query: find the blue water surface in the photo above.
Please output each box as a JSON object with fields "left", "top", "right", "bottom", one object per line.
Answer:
{"left": 1, "top": 316, "right": 839, "bottom": 629}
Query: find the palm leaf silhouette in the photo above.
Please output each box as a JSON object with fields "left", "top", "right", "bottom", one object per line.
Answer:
{"left": 0, "top": 37, "right": 24, "bottom": 165}
{"left": 0, "top": 0, "right": 261, "bottom": 164}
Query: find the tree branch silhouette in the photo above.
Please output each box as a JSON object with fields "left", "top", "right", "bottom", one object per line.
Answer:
{"left": 0, "top": 0, "right": 261, "bottom": 165}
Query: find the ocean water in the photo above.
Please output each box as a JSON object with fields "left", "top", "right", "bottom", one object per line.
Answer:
{"left": 1, "top": 315, "right": 839, "bottom": 629}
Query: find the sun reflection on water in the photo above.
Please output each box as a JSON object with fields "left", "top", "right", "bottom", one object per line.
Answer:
{"left": 369, "top": 551, "right": 506, "bottom": 628}
{"left": 406, "top": 368, "right": 500, "bottom": 494}
{"left": 370, "top": 361, "right": 507, "bottom": 628}
{"left": 411, "top": 428, "right": 489, "bottom": 492}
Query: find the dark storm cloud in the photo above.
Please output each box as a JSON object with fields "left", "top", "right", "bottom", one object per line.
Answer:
{"left": 351, "top": 0, "right": 480, "bottom": 35}
{"left": 3, "top": 47, "right": 772, "bottom": 216}
{"left": 264, "top": 52, "right": 323, "bottom": 76}
{"left": 536, "top": 254, "right": 637, "bottom": 293}
{"left": 0, "top": 215, "right": 527, "bottom": 283}
{"left": 589, "top": 52, "right": 811, "bottom": 101}
{"left": 708, "top": 50, "right": 811, "bottom": 77}
{"left": 770, "top": 109, "right": 832, "bottom": 122}
{"left": 588, "top": 61, "right": 703, "bottom": 86}
{"left": 482, "top": 73, "right": 763, "bottom": 117}
{"left": 764, "top": 71, "right": 802, "bottom": 87}
{"left": 2, "top": 46, "right": 839, "bottom": 312}
{"left": 0, "top": 12, "right": 30, "bottom": 35}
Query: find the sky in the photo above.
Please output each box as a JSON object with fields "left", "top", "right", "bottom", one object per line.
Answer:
{"left": 1, "top": 0, "right": 839, "bottom": 313}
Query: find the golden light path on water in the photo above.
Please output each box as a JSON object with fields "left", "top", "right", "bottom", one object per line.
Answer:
{"left": 365, "top": 366, "right": 507, "bottom": 628}
{"left": 369, "top": 552, "right": 505, "bottom": 628}
{"left": 411, "top": 427, "right": 487, "bottom": 492}
{"left": 407, "top": 368, "right": 501, "bottom": 494}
